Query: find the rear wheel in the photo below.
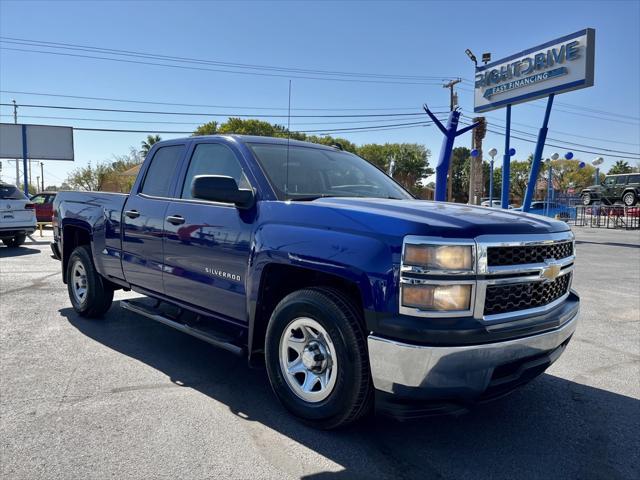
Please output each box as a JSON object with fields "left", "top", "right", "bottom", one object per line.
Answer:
{"left": 622, "top": 191, "right": 637, "bottom": 206}
{"left": 2, "top": 234, "right": 26, "bottom": 247}
{"left": 265, "top": 287, "right": 373, "bottom": 429}
{"left": 67, "top": 245, "right": 114, "bottom": 318}
{"left": 581, "top": 192, "right": 592, "bottom": 206}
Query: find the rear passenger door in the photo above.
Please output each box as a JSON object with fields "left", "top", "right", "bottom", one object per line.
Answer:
{"left": 162, "top": 142, "right": 254, "bottom": 322}
{"left": 121, "top": 144, "right": 185, "bottom": 292}
{"left": 613, "top": 176, "right": 628, "bottom": 200}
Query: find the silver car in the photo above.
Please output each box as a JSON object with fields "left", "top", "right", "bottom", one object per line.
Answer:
{"left": 0, "top": 183, "right": 36, "bottom": 247}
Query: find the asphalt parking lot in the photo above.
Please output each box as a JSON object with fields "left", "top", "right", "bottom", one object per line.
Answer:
{"left": 1, "top": 227, "right": 639, "bottom": 480}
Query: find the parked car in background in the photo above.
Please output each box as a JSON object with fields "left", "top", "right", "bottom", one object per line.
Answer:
{"left": 0, "top": 182, "right": 36, "bottom": 247}
{"left": 580, "top": 173, "right": 640, "bottom": 206}
{"left": 513, "top": 201, "right": 576, "bottom": 220}
{"left": 30, "top": 191, "right": 57, "bottom": 222}
{"left": 480, "top": 200, "right": 514, "bottom": 209}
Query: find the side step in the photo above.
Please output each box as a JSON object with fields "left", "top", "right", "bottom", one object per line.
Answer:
{"left": 121, "top": 299, "right": 245, "bottom": 356}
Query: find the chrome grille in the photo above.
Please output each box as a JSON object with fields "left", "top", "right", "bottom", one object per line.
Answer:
{"left": 487, "top": 241, "right": 573, "bottom": 266}
{"left": 483, "top": 273, "right": 572, "bottom": 316}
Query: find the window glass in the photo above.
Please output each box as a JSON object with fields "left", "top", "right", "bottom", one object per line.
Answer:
{"left": 627, "top": 174, "right": 640, "bottom": 184}
{"left": 604, "top": 177, "right": 616, "bottom": 186}
{"left": 140, "top": 145, "right": 184, "bottom": 197}
{"left": 31, "top": 194, "right": 47, "bottom": 204}
{"left": 181, "top": 143, "right": 250, "bottom": 199}
{"left": 249, "top": 143, "right": 412, "bottom": 200}
{"left": 615, "top": 176, "right": 628, "bottom": 185}
{"left": 0, "top": 184, "right": 27, "bottom": 200}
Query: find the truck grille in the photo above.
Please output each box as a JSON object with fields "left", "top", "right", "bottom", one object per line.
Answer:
{"left": 483, "top": 273, "right": 572, "bottom": 316}
{"left": 487, "top": 241, "right": 573, "bottom": 266}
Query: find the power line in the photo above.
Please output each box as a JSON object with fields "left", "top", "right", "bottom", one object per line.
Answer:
{"left": 0, "top": 90, "right": 447, "bottom": 112}
{"left": 460, "top": 79, "right": 640, "bottom": 121}
{"left": 0, "top": 102, "right": 446, "bottom": 119}
{"left": 459, "top": 121, "right": 640, "bottom": 160}
{"left": 459, "top": 113, "right": 640, "bottom": 156}
{"left": 460, "top": 110, "right": 640, "bottom": 147}
{"left": 0, "top": 36, "right": 454, "bottom": 82}
{"left": 1, "top": 44, "right": 447, "bottom": 87}
{"left": 0, "top": 113, "right": 449, "bottom": 127}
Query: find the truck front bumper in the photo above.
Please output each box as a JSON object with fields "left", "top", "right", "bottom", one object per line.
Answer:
{"left": 368, "top": 299, "right": 579, "bottom": 419}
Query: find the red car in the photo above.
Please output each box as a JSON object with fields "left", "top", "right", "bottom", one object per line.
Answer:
{"left": 30, "top": 192, "right": 57, "bottom": 223}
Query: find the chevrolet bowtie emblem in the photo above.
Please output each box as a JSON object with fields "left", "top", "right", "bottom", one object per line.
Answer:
{"left": 540, "top": 261, "right": 561, "bottom": 282}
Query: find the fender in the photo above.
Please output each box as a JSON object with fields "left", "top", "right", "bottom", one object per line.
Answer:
{"left": 245, "top": 222, "right": 401, "bottom": 360}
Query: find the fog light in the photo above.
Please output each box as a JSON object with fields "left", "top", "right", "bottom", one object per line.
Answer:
{"left": 402, "top": 284, "right": 472, "bottom": 311}
{"left": 404, "top": 245, "right": 473, "bottom": 271}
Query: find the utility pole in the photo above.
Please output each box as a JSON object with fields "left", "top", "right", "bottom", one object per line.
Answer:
{"left": 40, "top": 162, "right": 44, "bottom": 191}
{"left": 443, "top": 79, "right": 461, "bottom": 201}
{"left": 12, "top": 100, "right": 19, "bottom": 186}
{"left": 468, "top": 117, "right": 486, "bottom": 205}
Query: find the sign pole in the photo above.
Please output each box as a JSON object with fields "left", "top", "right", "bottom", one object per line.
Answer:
{"left": 523, "top": 93, "right": 555, "bottom": 212}
{"left": 501, "top": 104, "right": 512, "bottom": 208}
{"left": 21, "top": 124, "right": 29, "bottom": 195}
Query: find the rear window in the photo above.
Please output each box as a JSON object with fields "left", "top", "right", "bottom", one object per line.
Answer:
{"left": 626, "top": 174, "right": 639, "bottom": 184}
{"left": 0, "top": 184, "right": 27, "bottom": 200}
{"left": 140, "top": 145, "right": 185, "bottom": 197}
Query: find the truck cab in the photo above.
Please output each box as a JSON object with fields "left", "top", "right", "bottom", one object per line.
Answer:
{"left": 53, "top": 135, "right": 580, "bottom": 428}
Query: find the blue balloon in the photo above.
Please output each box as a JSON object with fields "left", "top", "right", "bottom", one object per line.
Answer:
{"left": 578, "top": 161, "right": 586, "bottom": 169}
{"left": 565, "top": 152, "right": 574, "bottom": 160}
{"left": 508, "top": 148, "right": 516, "bottom": 156}
{"left": 471, "top": 149, "right": 479, "bottom": 157}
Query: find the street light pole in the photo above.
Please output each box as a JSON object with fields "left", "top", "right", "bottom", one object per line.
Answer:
{"left": 40, "top": 162, "right": 44, "bottom": 191}
{"left": 12, "top": 100, "right": 19, "bottom": 186}
{"left": 488, "top": 148, "right": 497, "bottom": 206}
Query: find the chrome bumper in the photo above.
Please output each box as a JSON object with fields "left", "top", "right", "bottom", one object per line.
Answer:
{"left": 368, "top": 309, "right": 578, "bottom": 400}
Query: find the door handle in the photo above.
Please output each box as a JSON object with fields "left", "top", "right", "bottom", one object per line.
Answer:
{"left": 166, "top": 215, "right": 185, "bottom": 225}
{"left": 124, "top": 209, "right": 140, "bottom": 219}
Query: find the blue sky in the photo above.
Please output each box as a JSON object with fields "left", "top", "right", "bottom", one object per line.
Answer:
{"left": 1, "top": 0, "right": 639, "bottom": 187}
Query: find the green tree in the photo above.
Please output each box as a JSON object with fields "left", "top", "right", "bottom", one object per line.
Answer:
{"left": 608, "top": 160, "right": 632, "bottom": 175}
{"left": 193, "top": 121, "right": 218, "bottom": 136}
{"left": 140, "top": 134, "right": 162, "bottom": 156}
{"left": 549, "top": 159, "right": 598, "bottom": 192}
{"left": 65, "top": 162, "right": 112, "bottom": 191}
{"left": 450, "top": 147, "right": 470, "bottom": 202}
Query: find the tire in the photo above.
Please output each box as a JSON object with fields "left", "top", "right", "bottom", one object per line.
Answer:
{"left": 3, "top": 234, "right": 26, "bottom": 247}
{"left": 581, "top": 192, "right": 592, "bottom": 206}
{"left": 265, "top": 287, "right": 373, "bottom": 429}
{"left": 66, "top": 245, "right": 114, "bottom": 318}
{"left": 622, "top": 191, "right": 637, "bottom": 206}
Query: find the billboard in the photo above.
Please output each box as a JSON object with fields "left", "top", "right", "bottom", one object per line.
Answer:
{"left": 0, "top": 123, "right": 74, "bottom": 160}
{"left": 474, "top": 29, "right": 595, "bottom": 113}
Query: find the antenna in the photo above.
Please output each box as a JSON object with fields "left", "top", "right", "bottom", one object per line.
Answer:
{"left": 285, "top": 80, "right": 291, "bottom": 199}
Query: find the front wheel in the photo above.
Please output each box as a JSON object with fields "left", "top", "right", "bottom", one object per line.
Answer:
{"left": 3, "top": 234, "right": 26, "bottom": 247}
{"left": 622, "top": 191, "right": 637, "bottom": 206}
{"left": 67, "top": 245, "right": 114, "bottom": 318}
{"left": 581, "top": 192, "right": 593, "bottom": 206}
{"left": 265, "top": 288, "right": 373, "bottom": 429}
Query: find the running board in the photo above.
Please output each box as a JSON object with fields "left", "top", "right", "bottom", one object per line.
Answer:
{"left": 121, "top": 300, "right": 245, "bottom": 356}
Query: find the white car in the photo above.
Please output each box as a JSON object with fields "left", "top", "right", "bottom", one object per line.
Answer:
{"left": 0, "top": 182, "right": 37, "bottom": 247}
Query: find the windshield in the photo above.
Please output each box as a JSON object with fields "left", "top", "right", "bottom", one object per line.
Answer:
{"left": 249, "top": 143, "right": 413, "bottom": 201}
{"left": 0, "top": 184, "right": 27, "bottom": 200}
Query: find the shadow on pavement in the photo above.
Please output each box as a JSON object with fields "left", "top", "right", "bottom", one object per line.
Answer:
{"left": 0, "top": 245, "right": 40, "bottom": 257}
{"left": 61, "top": 302, "right": 639, "bottom": 480}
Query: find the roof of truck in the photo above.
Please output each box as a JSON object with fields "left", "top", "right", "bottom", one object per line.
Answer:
{"left": 169, "top": 134, "right": 345, "bottom": 151}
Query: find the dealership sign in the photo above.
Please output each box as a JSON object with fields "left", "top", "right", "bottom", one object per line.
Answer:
{"left": 474, "top": 29, "right": 595, "bottom": 113}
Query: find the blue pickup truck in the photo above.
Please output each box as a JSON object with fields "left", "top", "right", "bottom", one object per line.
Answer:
{"left": 53, "top": 135, "right": 579, "bottom": 428}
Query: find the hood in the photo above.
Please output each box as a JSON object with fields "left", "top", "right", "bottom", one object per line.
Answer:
{"left": 305, "top": 198, "right": 570, "bottom": 238}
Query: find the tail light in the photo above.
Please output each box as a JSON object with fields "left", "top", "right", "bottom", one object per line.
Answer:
{"left": 25, "top": 203, "right": 35, "bottom": 210}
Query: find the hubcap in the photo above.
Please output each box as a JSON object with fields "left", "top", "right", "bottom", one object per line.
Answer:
{"left": 71, "top": 261, "right": 88, "bottom": 305}
{"left": 624, "top": 194, "right": 634, "bottom": 206}
{"left": 279, "top": 317, "right": 338, "bottom": 403}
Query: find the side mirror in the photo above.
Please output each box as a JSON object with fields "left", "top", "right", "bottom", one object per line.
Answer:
{"left": 191, "top": 175, "right": 254, "bottom": 209}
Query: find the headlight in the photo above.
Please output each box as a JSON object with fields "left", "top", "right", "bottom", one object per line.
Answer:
{"left": 402, "top": 283, "right": 472, "bottom": 311}
{"left": 403, "top": 244, "right": 473, "bottom": 271}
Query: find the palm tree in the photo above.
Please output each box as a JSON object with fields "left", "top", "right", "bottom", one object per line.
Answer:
{"left": 140, "top": 135, "right": 162, "bottom": 156}
{"left": 608, "top": 160, "right": 632, "bottom": 175}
